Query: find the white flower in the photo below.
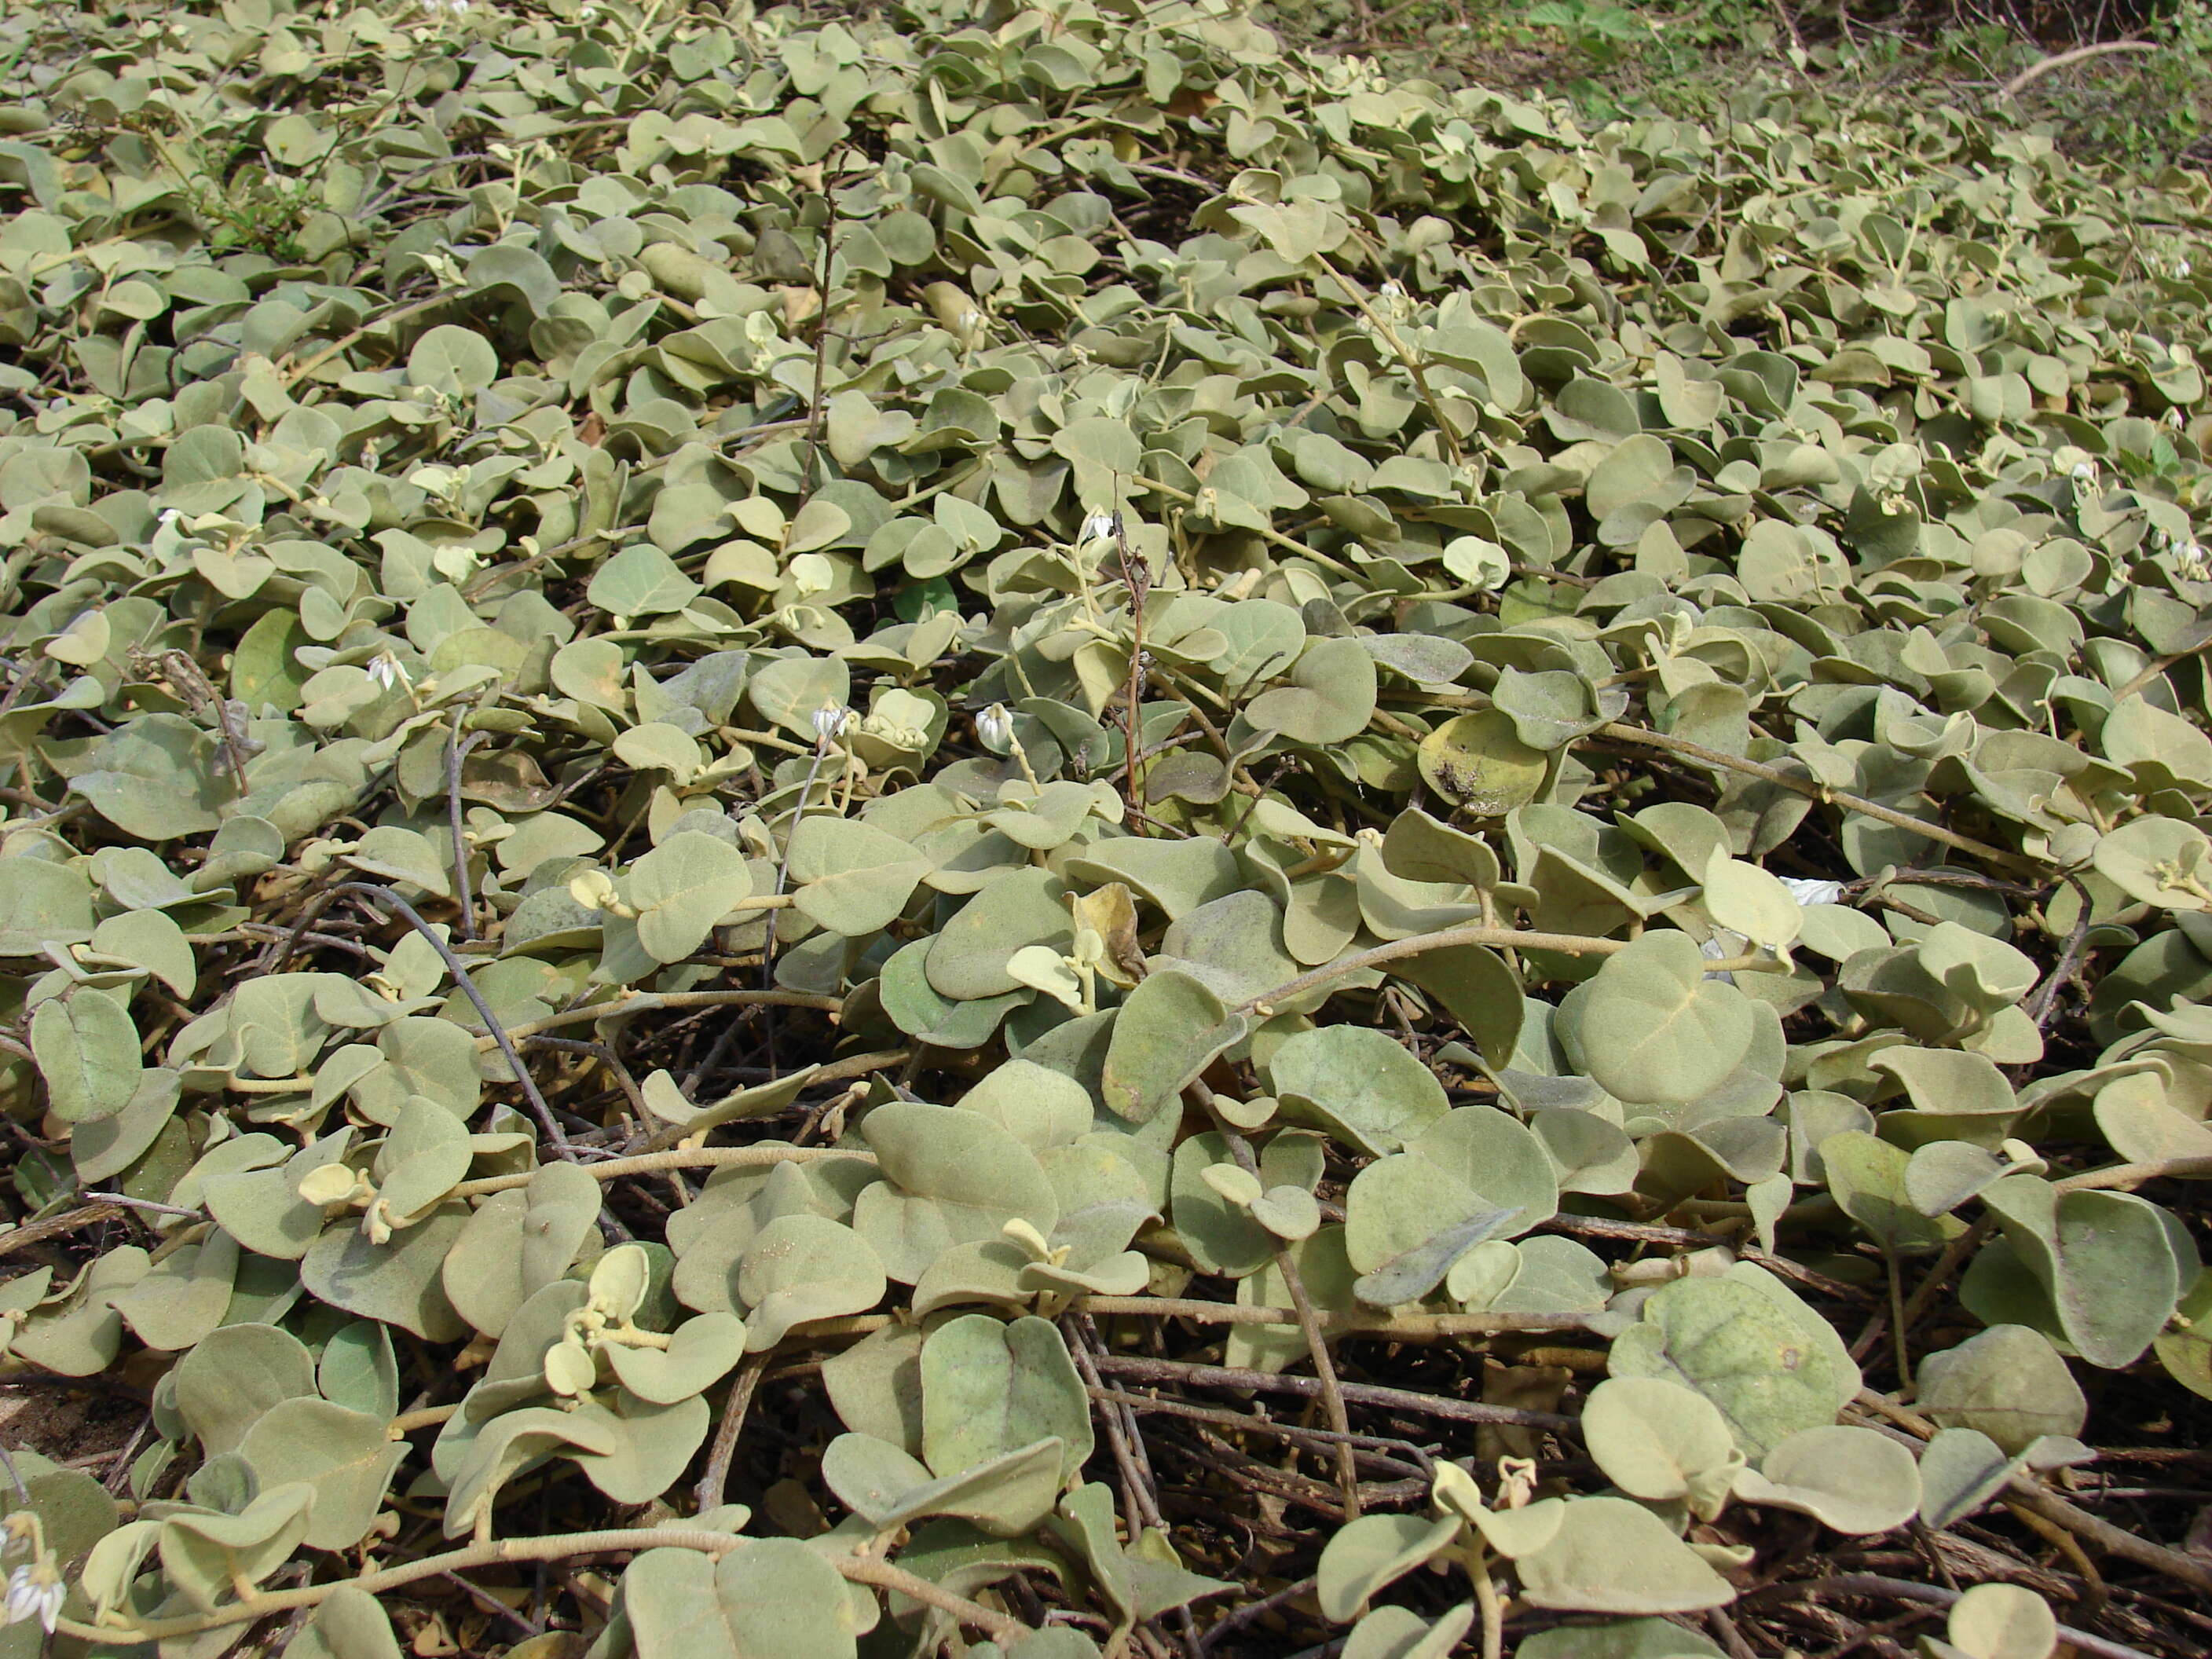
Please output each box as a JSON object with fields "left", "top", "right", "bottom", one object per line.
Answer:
{"left": 5, "top": 1562, "right": 61, "bottom": 1635}
{"left": 366, "top": 651, "right": 411, "bottom": 692}
{"left": 811, "top": 702, "right": 852, "bottom": 743}
{"left": 976, "top": 703, "right": 1014, "bottom": 753}
{"left": 2069, "top": 460, "right": 2097, "bottom": 485}
{"left": 1780, "top": 877, "right": 1844, "bottom": 907}
{"left": 1079, "top": 512, "right": 1116, "bottom": 545}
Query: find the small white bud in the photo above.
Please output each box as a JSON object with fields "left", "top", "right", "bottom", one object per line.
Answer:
{"left": 297, "top": 1163, "right": 367, "bottom": 1207}
{"left": 1496, "top": 1456, "right": 1540, "bottom": 1511}
{"left": 1779, "top": 877, "right": 1844, "bottom": 907}
{"left": 976, "top": 703, "right": 1015, "bottom": 753}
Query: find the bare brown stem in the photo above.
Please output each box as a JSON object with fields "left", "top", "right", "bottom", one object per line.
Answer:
{"left": 1190, "top": 1079, "right": 1360, "bottom": 1516}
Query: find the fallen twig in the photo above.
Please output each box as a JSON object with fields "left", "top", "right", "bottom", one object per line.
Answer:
{"left": 2004, "top": 40, "right": 2159, "bottom": 99}
{"left": 1090, "top": 1354, "right": 1579, "bottom": 1433}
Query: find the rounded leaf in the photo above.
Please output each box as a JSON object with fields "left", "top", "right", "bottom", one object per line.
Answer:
{"left": 1577, "top": 933, "right": 1756, "bottom": 1106}
{"left": 1514, "top": 1496, "right": 1737, "bottom": 1614}
{"left": 921, "top": 1313, "right": 1094, "bottom": 1487}
{"left": 735, "top": 1214, "right": 888, "bottom": 1350}
{"left": 1731, "top": 1425, "right": 1920, "bottom": 1536}
{"left": 1582, "top": 1376, "right": 1743, "bottom": 1518}
{"left": 1608, "top": 1276, "right": 1844, "bottom": 1459}
{"left": 1269, "top": 1024, "right": 1450, "bottom": 1155}
{"left": 238, "top": 1398, "right": 408, "bottom": 1551}
{"left": 1946, "top": 1582, "right": 2057, "bottom": 1659}
{"left": 1314, "top": 1511, "right": 1461, "bottom": 1623}
{"left": 2094, "top": 816, "right": 2212, "bottom": 911}
{"left": 1416, "top": 709, "right": 1547, "bottom": 815}
{"left": 1917, "top": 1326, "right": 2086, "bottom": 1456}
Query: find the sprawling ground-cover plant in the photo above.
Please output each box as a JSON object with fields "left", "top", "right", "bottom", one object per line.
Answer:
{"left": 1, "top": 0, "right": 2211, "bottom": 1654}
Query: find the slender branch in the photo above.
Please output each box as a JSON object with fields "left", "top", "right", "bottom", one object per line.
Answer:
{"left": 2053, "top": 1155, "right": 2212, "bottom": 1192}
{"left": 442, "top": 1569, "right": 544, "bottom": 1639}
{"left": 1113, "top": 509, "right": 1152, "bottom": 812}
{"left": 1076, "top": 1296, "right": 1588, "bottom": 1340}
{"left": 1310, "top": 251, "right": 1462, "bottom": 466}
{"left": 1474, "top": 1549, "right": 1506, "bottom": 1659}
{"left": 760, "top": 733, "right": 838, "bottom": 998}
{"left": 1084, "top": 1389, "right": 1432, "bottom": 1464}
{"left": 0, "top": 1201, "right": 124, "bottom": 1262}
{"left": 1884, "top": 1249, "right": 1913, "bottom": 1392}
{"left": 445, "top": 720, "right": 482, "bottom": 942}
{"left": 452, "top": 1143, "right": 874, "bottom": 1200}
{"left": 1088, "top": 1354, "right": 1578, "bottom": 1431}
{"left": 836, "top": 1553, "right": 1029, "bottom": 1644}
{"left": 1192, "top": 1080, "right": 1359, "bottom": 1516}
{"left": 797, "top": 207, "right": 839, "bottom": 503}
{"left": 1534, "top": 1212, "right": 1866, "bottom": 1301}
{"left": 1892, "top": 1214, "right": 1992, "bottom": 1338}
{"left": 694, "top": 1352, "right": 767, "bottom": 1513}
{"left": 79, "top": 1192, "right": 200, "bottom": 1219}
{"left": 1238, "top": 925, "right": 1782, "bottom": 1015}
{"left": 521, "top": 1035, "right": 649, "bottom": 1121}
{"left": 55, "top": 1529, "right": 1031, "bottom": 1647}
{"left": 1067, "top": 1317, "right": 1160, "bottom": 1536}
{"left": 2003, "top": 38, "right": 2159, "bottom": 98}
{"left": 2027, "top": 876, "right": 2096, "bottom": 1031}
{"left": 486, "top": 988, "right": 840, "bottom": 1050}
{"left": 632, "top": 1049, "right": 907, "bottom": 1154}
{"left": 1133, "top": 474, "right": 1357, "bottom": 578}
{"left": 276, "top": 287, "right": 463, "bottom": 386}
{"left": 333, "top": 884, "right": 570, "bottom": 1155}
{"left": 2004, "top": 1481, "right": 2212, "bottom": 1598}
{"left": 388, "top": 1404, "right": 461, "bottom": 1437}
{"left": 1593, "top": 723, "right": 2038, "bottom": 870}
{"left": 1197, "top": 1576, "right": 1318, "bottom": 1654}
{"left": 57, "top": 1529, "right": 745, "bottom": 1641}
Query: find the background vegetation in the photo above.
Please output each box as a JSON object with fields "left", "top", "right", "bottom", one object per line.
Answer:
{"left": 1270, "top": 0, "right": 2212, "bottom": 171}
